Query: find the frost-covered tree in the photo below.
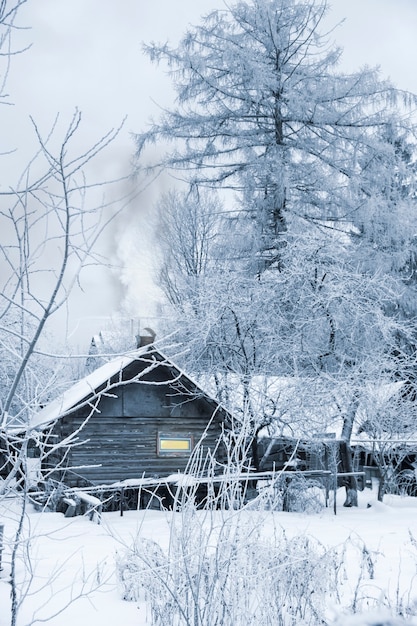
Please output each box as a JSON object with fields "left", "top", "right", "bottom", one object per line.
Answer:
{"left": 157, "top": 188, "right": 224, "bottom": 310}
{"left": 136, "top": 0, "right": 416, "bottom": 269}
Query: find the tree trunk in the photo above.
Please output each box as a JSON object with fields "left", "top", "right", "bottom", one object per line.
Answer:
{"left": 339, "top": 440, "right": 358, "bottom": 508}
{"left": 377, "top": 474, "right": 386, "bottom": 502}
{"left": 341, "top": 398, "right": 360, "bottom": 507}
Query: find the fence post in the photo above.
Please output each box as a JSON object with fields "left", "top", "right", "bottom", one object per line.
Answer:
{"left": 120, "top": 487, "right": 124, "bottom": 517}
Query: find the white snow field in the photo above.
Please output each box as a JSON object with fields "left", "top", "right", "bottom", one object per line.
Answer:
{"left": 1, "top": 487, "right": 417, "bottom": 626}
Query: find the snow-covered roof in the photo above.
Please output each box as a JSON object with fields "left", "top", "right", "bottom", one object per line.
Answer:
{"left": 20, "top": 344, "right": 231, "bottom": 432}
{"left": 23, "top": 345, "right": 220, "bottom": 433}
{"left": 27, "top": 348, "right": 150, "bottom": 431}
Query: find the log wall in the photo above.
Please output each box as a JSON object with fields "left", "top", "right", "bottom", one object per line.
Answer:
{"left": 47, "top": 377, "right": 227, "bottom": 487}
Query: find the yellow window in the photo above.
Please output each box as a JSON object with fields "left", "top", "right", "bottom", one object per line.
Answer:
{"left": 158, "top": 434, "right": 193, "bottom": 455}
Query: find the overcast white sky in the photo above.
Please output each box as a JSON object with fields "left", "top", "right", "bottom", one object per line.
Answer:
{"left": 4, "top": 0, "right": 417, "bottom": 347}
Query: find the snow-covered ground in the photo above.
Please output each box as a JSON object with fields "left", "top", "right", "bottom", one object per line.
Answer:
{"left": 1, "top": 487, "right": 417, "bottom": 625}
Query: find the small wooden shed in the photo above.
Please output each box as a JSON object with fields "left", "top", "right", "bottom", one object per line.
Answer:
{"left": 31, "top": 345, "right": 230, "bottom": 488}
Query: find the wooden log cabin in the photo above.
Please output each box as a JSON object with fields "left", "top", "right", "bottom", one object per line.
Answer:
{"left": 29, "top": 345, "right": 230, "bottom": 489}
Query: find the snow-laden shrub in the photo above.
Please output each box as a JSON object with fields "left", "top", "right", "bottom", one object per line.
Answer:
{"left": 116, "top": 508, "right": 338, "bottom": 625}
{"left": 278, "top": 475, "right": 325, "bottom": 513}
{"left": 253, "top": 474, "right": 326, "bottom": 513}
{"left": 116, "top": 538, "right": 166, "bottom": 602}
